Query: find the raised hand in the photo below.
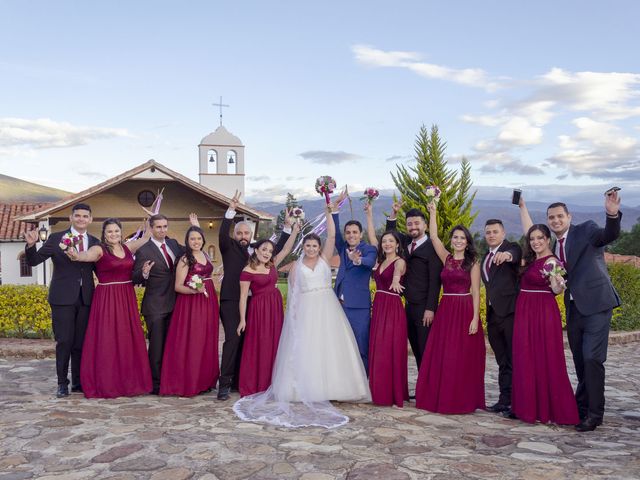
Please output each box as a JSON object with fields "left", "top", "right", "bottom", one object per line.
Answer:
{"left": 426, "top": 201, "right": 436, "bottom": 215}
{"left": 24, "top": 229, "right": 39, "bottom": 247}
{"left": 605, "top": 190, "right": 621, "bottom": 216}
{"left": 283, "top": 207, "right": 294, "bottom": 228}
{"left": 291, "top": 221, "right": 301, "bottom": 235}
{"left": 390, "top": 200, "right": 403, "bottom": 218}
{"left": 363, "top": 202, "right": 372, "bottom": 215}
{"left": 229, "top": 190, "right": 242, "bottom": 211}
{"left": 189, "top": 213, "right": 200, "bottom": 227}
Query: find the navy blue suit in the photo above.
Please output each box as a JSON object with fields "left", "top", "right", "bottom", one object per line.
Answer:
{"left": 562, "top": 213, "right": 621, "bottom": 422}
{"left": 333, "top": 213, "right": 377, "bottom": 371}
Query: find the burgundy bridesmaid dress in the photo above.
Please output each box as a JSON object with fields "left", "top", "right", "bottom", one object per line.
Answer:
{"left": 511, "top": 255, "right": 579, "bottom": 424}
{"left": 368, "top": 258, "right": 409, "bottom": 407}
{"left": 81, "top": 245, "right": 152, "bottom": 398}
{"left": 415, "top": 255, "right": 486, "bottom": 414}
{"left": 160, "top": 260, "right": 220, "bottom": 397}
{"left": 238, "top": 267, "right": 284, "bottom": 397}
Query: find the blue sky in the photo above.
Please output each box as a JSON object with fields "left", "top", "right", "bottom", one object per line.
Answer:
{"left": 1, "top": 1, "right": 639, "bottom": 205}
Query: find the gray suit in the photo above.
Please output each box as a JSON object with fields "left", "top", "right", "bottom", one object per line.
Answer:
{"left": 562, "top": 213, "right": 621, "bottom": 422}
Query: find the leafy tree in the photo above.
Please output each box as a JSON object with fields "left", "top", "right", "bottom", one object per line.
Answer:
{"left": 609, "top": 218, "right": 640, "bottom": 256}
{"left": 275, "top": 193, "right": 300, "bottom": 233}
{"left": 391, "top": 124, "right": 477, "bottom": 247}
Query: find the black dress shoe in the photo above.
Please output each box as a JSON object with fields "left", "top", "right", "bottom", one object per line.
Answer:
{"left": 150, "top": 387, "right": 160, "bottom": 395}
{"left": 56, "top": 385, "right": 69, "bottom": 398}
{"left": 501, "top": 409, "right": 517, "bottom": 419}
{"left": 576, "top": 417, "right": 602, "bottom": 432}
{"left": 487, "top": 403, "right": 510, "bottom": 413}
{"left": 408, "top": 394, "right": 416, "bottom": 400}
{"left": 217, "top": 387, "right": 230, "bottom": 401}
{"left": 71, "top": 385, "right": 83, "bottom": 393}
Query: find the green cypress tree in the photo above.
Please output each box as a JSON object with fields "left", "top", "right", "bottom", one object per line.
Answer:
{"left": 391, "top": 124, "right": 477, "bottom": 246}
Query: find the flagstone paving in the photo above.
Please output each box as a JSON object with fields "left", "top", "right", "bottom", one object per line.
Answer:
{"left": 1, "top": 343, "right": 639, "bottom": 480}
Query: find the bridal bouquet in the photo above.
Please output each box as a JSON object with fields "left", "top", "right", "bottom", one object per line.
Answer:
{"left": 59, "top": 232, "right": 80, "bottom": 251}
{"left": 425, "top": 185, "right": 442, "bottom": 204}
{"left": 188, "top": 274, "right": 209, "bottom": 297}
{"left": 291, "top": 206, "right": 305, "bottom": 226}
{"left": 541, "top": 259, "right": 567, "bottom": 278}
{"left": 360, "top": 187, "right": 380, "bottom": 204}
{"left": 315, "top": 176, "right": 337, "bottom": 204}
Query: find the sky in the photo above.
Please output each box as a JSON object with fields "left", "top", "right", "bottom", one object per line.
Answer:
{"left": 1, "top": 0, "right": 639, "bottom": 206}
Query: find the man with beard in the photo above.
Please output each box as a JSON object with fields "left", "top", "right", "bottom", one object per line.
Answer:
{"left": 386, "top": 202, "right": 442, "bottom": 372}
{"left": 217, "top": 191, "right": 292, "bottom": 400}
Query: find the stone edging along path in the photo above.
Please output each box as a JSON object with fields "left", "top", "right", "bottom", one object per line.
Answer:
{"left": 1, "top": 330, "right": 639, "bottom": 359}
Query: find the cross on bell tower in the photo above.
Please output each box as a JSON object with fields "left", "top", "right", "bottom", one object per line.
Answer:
{"left": 212, "top": 96, "right": 230, "bottom": 127}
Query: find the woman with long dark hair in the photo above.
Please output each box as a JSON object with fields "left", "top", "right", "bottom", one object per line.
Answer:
{"left": 365, "top": 202, "right": 409, "bottom": 407}
{"left": 160, "top": 226, "right": 220, "bottom": 397}
{"left": 66, "top": 218, "right": 153, "bottom": 398}
{"left": 508, "top": 201, "right": 579, "bottom": 425}
{"left": 415, "top": 201, "right": 486, "bottom": 414}
{"left": 236, "top": 227, "right": 299, "bottom": 397}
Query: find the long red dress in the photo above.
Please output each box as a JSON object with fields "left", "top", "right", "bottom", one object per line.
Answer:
{"left": 511, "top": 255, "right": 579, "bottom": 424}
{"left": 415, "top": 255, "right": 486, "bottom": 414}
{"left": 368, "top": 259, "right": 409, "bottom": 407}
{"left": 238, "top": 268, "right": 284, "bottom": 397}
{"left": 81, "top": 245, "right": 152, "bottom": 398}
{"left": 160, "top": 260, "right": 219, "bottom": 397}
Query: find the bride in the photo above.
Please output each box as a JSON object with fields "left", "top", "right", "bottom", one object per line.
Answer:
{"left": 233, "top": 204, "right": 371, "bottom": 428}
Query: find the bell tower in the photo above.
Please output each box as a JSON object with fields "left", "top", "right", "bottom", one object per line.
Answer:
{"left": 198, "top": 125, "right": 245, "bottom": 199}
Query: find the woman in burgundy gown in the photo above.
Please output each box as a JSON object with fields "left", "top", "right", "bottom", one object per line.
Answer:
{"left": 415, "top": 202, "right": 486, "bottom": 414}
{"left": 237, "top": 224, "right": 300, "bottom": 397}
{"left": 365, "top": 202, "right": 409, "bottom": 407}
{"left": 160, "top": 226, "right": 220, "bottom": 397}
{"left": 67, "top": 218, "right": 153, "bottom": 398}
{"left": 510, "top": 206, "right": 579, "bottom": 424}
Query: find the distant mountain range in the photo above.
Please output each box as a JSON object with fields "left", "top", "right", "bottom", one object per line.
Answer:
{"left": 0, "top": 174, "right": 70, "bottom": 203}
{"left": 250, "top": 195, "right": 640, "bottom": 236}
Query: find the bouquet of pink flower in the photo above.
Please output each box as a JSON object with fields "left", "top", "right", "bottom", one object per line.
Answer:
{"left": 315, "top": 176, "right": 337, "bottom": 204}
{"left": 59, "top": 232, "right": 80, "bottom": 251}
{"left": 291, "top": 206, "right": 305, "bottom": 225}
{"left": 425, "top": 185, "right": 442, "bottom": 204}
{"left": 360, "top": 187, "right": 380, "bottom": 204}
{"left": 540, "top": 259, "right": 567, "bottom": 278}
{"left": 187, "top": 274, "right": 209, "bottom": 297}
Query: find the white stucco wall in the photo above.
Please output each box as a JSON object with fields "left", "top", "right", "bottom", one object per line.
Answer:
{"left": 0, "top": 242, "right": 48, "bottom": 286}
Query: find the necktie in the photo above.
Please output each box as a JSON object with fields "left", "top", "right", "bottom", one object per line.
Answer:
{"left": 484, "top": 251, "right": 494, "bottom": 280}
{"left": 78, "top": 235, "right": 84, "bottom": 252}
{"left": 558, "top": 237, "right": 566, "bottom": 264}
{"left": 161, "top": 243, "right": 174, "bottom": 270}
{"left": 410, "top": 241, "right": 417, "bottom": 254}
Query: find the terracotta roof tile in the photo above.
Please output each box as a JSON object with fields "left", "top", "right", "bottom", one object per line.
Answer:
{"left": 0, "top": 203, "right": 51, "bottom": 241}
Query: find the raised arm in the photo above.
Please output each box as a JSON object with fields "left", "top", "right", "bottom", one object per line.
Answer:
{"left": 589, "top": 190, "right": 622, "bottom": 247}
{"left": 24, "top": 230, "right": 55, "bottom": 266}
{"left": 321, "top": 205, "right": 336, "bottom": 261}
{"left": 364, "top": 202, "right": 378, "bottom": 248}
{"left": 274, "top": 208, "right": 292, "bottom": 256}
{"left": 125, "top": 220, "right": 152, "bottom": 254}
{"left": 469, "top": 263, "right": 481, "bottom": 335}
{"left": 426, "top": 202, "right": 449, "bottom": 264}
{"left": 518, "top": 196, "right": 534, "bottom": 235}
{"left": 274, "top": 222, "right": 300, "bottom": 267}
{"left": 66, "top": 245, "right": 103, "bottom": 263}
{"left": 236, "top": 280, "right": 251, "bottom": 335}
{"left": 219, "top": 190, "right": 241, "bottom": 253}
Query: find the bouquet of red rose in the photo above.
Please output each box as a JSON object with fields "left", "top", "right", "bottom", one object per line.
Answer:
{"left": 315, "top": 176, "right": 337, "bottom": 204}
{"left": 59, "top": 232, "right": 80, "bottom": 251}
{"left": 360, "top": 187, "right": 380, "bottom": 204}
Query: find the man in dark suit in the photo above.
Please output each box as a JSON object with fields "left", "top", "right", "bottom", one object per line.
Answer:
{"left": 546, "top": 191, "right": 622, "bottom": 431}
{"left": 24, "top": 203, "right": 100, "bottom": 397}
{"left": 481, "top": 219, "right": 522, "bottom": 413}
{"left": 217, "top": 191, "right": 291, "bottom": 400}
{"left": 132, "top": 214, "right": 185, "bottom": 395}
{"left": 386, "top": 202, "right": 442, "bottom": 370}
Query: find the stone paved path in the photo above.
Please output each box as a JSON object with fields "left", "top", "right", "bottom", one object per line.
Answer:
{"left": 1, "top": 344, "right": 639, "bottom": 480}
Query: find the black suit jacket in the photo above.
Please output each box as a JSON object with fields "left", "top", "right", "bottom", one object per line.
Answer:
{"left": 386, "top": 219, "right": 442, "bottom": 311}
{"left": 219, "top": 217, "right": 290, "bottom": 302}
{"left": 25, "top": 229, "right": 100, "bottom": 306}
{"left": 481, "top": 241, "right": 522, "bottom": 317}
{"left": 562, "top": 215, "right": 622, "bottom": 316}
{"left": 132, "top": 238, "right": 185, "bottom": 316}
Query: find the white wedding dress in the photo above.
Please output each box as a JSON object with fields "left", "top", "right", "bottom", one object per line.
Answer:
{"left": 233, "top": 256, "right": 371, "bottom": 428}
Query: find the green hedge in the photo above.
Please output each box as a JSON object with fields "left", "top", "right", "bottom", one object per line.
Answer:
{"left": 0, "top": 264, "right": 638, "bottom": 338}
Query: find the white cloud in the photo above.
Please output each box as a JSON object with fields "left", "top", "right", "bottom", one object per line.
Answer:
{"left": 352, "top": 45, "right": 500, "bottom": 91}
{"left": 0, "top": 117, "right": 131, "bottom": 152}
{"left": 497, "top": 117, "right": 543, "bottom": 146}
{"left": 298, "top": 150, "right": 364, "bottom": 164}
